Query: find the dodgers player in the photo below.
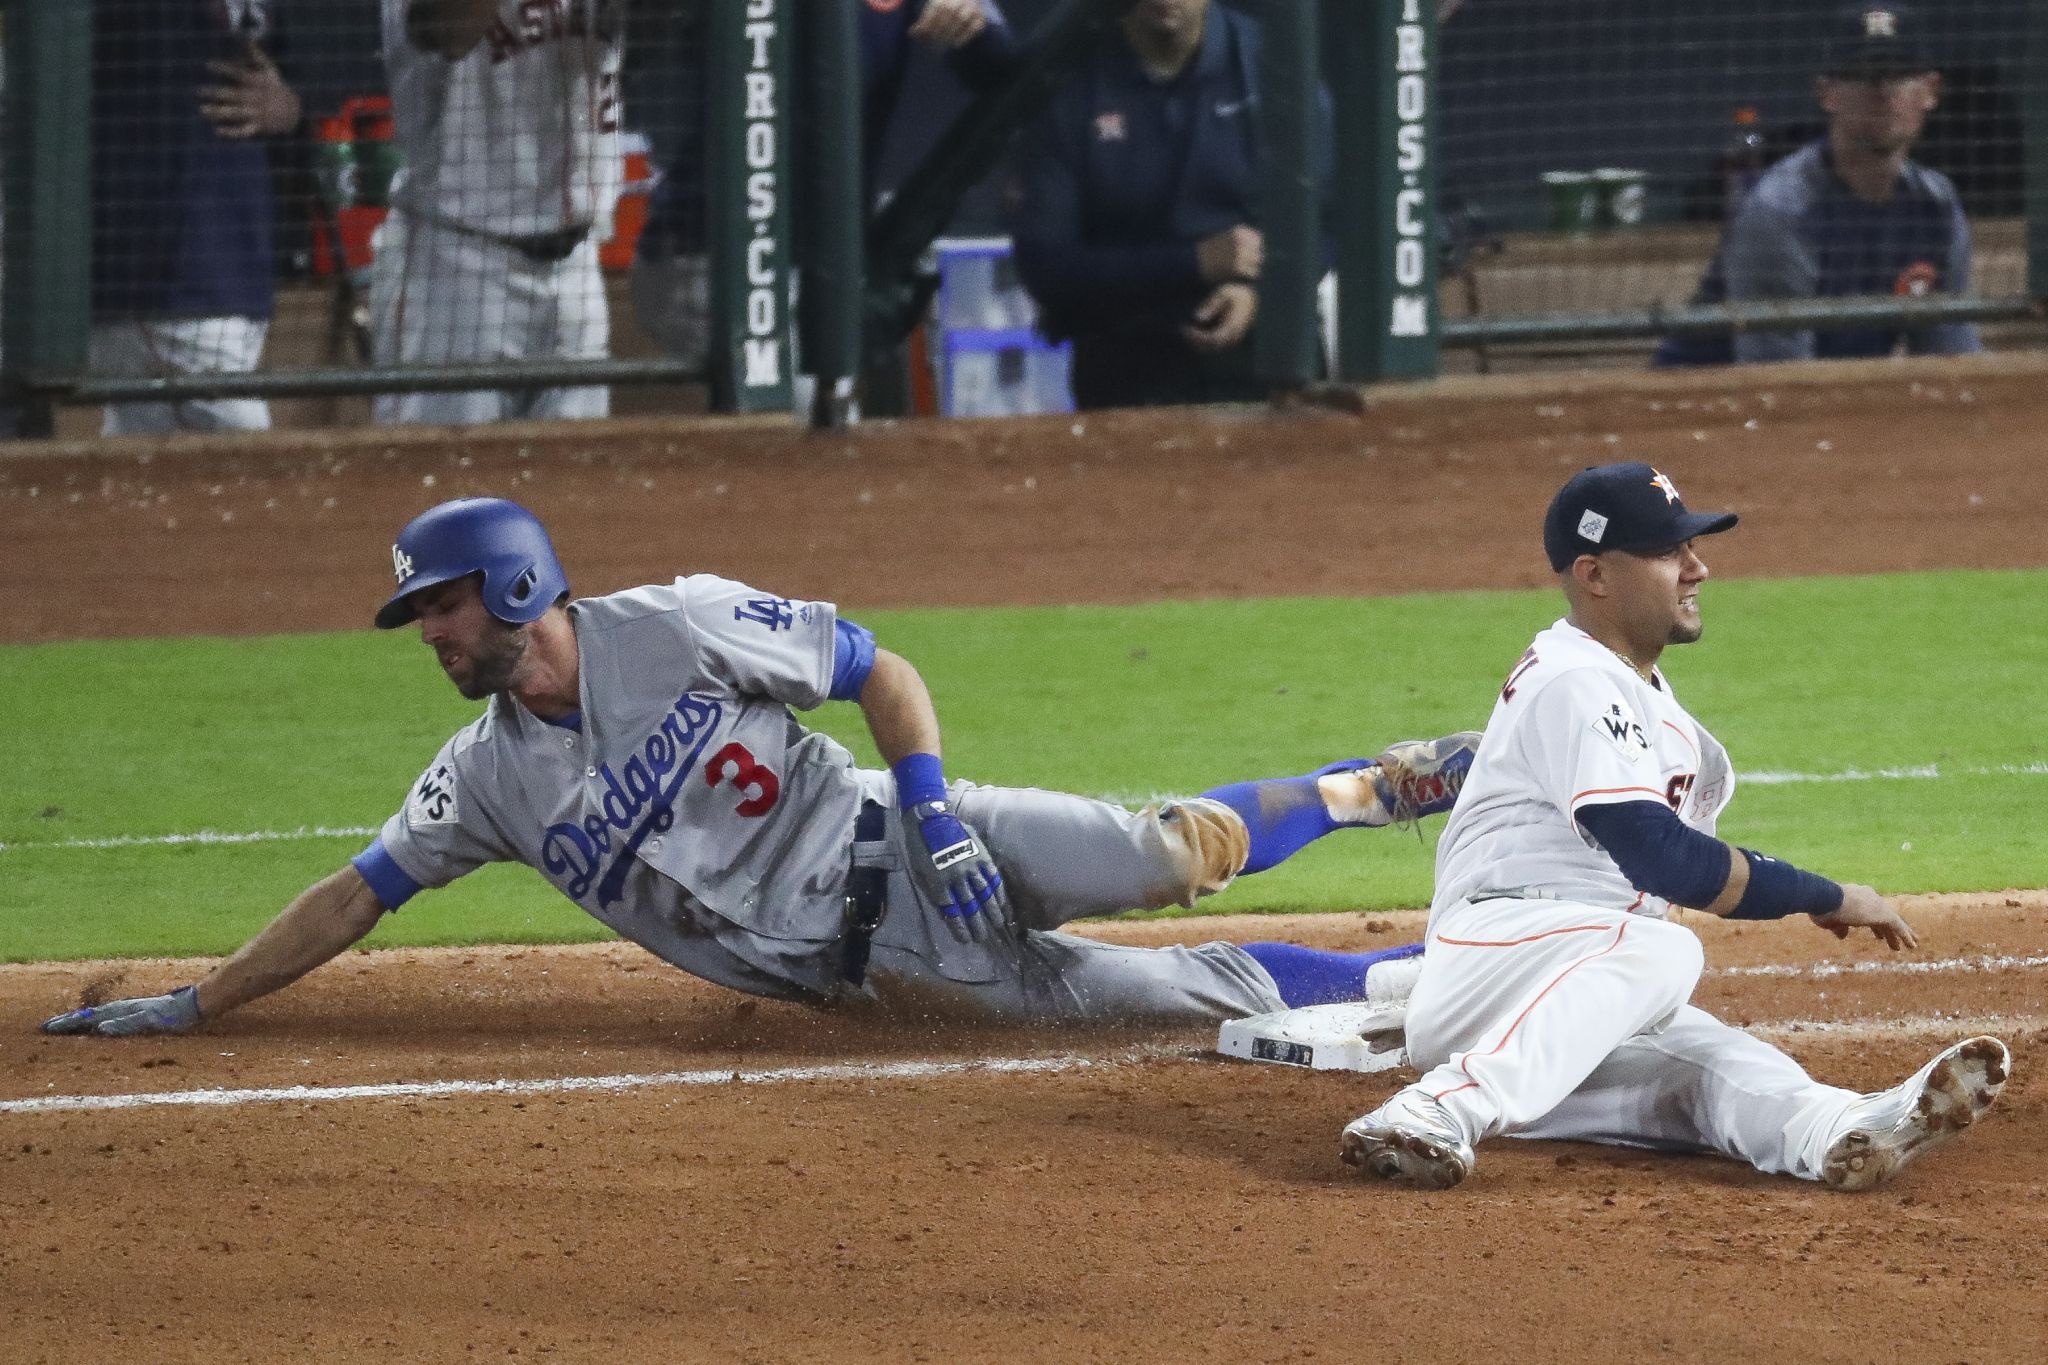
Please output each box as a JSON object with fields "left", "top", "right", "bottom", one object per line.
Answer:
{"left": 1341, "top": 463, "right": 2009, "bottom": 1191}
{"left": 45, "top": 498, "right": 1477, "bottom": 1037}
{"left": 370, "top": 0, "right": 623, "bottom": 425}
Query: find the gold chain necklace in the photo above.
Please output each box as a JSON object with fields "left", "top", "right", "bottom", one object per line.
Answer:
{"left": 1610, "top": 646, "right": 1653, "bottom": 682}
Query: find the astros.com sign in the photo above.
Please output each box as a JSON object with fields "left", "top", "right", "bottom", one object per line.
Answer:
{"left": 739, "top": 0, "right": 784, "bottom": 390}
{"left": 1388, "top": 0, "right": 1431, "bottom": 339}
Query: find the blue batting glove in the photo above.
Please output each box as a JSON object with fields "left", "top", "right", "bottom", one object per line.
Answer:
{"left": 42, "top": 985, "right": 202, "bottom": 1037}
{"left": 905, "top": 802, "right": 1008, "bottom": 919}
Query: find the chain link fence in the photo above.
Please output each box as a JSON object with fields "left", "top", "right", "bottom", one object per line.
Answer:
{"left": 4, "top": 1, "right": 2044, "bottom": 435}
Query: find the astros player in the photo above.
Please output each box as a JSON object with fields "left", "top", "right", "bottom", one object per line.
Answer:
{"left": 369, "top": 0, "right": 623, "bottom": 425}
{"left": 1654, "top": 4, "right": 1979, "bottom": 367}
{"left": 45, "top": 498, "right": 1477, "bottom": 1037}
{"left": 1341, "top": 463, "right": 2009, "bottom": 1191}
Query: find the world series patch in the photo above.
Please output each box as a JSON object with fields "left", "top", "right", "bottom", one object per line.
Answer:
{"left": 406, "top": 764, "right": 460, "bottom": 826}
{"left": 1591, "top": 699, "right": 1650, "bottom": 761}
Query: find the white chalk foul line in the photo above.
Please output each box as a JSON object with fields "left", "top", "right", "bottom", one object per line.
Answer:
{"left": 1749, "top": 1012, "right": 2047, "bottom": 1042}
{"left": 5, "top": 758, "right": 2043, "bottom": 855}
{"left": 0, "top": 1046, "right": 1192, "bottom": 1117}
{"left": 1715, "top": 951, "right": 2048, "bottom": 979}
{"left": 1740, "top": 761, "right": 2048, "bottom": 786}
{"left": 0, "top": 825, "right": 377, "bottom": 854}
{"left": 6, "top": 1008, "right": 2037, "bottom": 1118}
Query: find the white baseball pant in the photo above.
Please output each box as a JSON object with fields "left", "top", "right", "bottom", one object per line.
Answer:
{"left": 369, "top": 211, "right": 610, "bottom": 426}
{"left": 1403, "top": 897, "right": 1863, "bottom": 1179}
{"left": 89, "top": 318, "right": 272, "bottom": 436}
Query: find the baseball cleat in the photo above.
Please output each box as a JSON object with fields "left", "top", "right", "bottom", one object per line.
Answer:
{"left": 1340, "top": 1090, "right": 1475, "bottom": 1190}
{"left": 1374, "top": 731, "right": 1482, "bottom": 822}
{"left": 1821, "top": 1035, "right": 2010, "bottom": 1192}
{"left": 1315, "top": 731, "right": 1481, "bottom": 828}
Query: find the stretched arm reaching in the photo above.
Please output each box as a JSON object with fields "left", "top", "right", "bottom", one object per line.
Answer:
{"left": 43, "top": 866, "right": 389, "bottom": 1036}
{"left": 1574, "top": 800, "right": 1914, "bottom": 949}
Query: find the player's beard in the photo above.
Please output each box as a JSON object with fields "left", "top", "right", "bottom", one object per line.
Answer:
{"left": 1669, "top": 600, "right": 1704, "bottom": 646}
{"left": 450, "top": 618, "right": 530, "bottom": 700}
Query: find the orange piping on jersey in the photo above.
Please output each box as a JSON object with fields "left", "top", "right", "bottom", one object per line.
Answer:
{"left": 1428, "top": 919, "right": 1632, "bottom": 1104}
{"left": 1662, "top": 720, "right": 1699, "bottom": 763}
{"left": 1570, "top": 785, "right": 1665, "bottom": 805}
{"left": 1435, "top": 922, "right": 1619, "bottom": 948}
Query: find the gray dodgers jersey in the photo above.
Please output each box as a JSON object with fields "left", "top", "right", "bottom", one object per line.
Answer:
{"left": 375, "top": 576, "right": 872, "bottom": 998}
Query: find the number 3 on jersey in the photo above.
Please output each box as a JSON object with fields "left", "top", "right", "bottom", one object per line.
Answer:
{"left": 706, "top": 742, "right": 779, "bottom": 816}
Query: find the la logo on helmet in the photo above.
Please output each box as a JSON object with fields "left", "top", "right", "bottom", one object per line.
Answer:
{"left": 392, "top": 545, "right": 416, "bottom": 583}
{"left": 1863, "top": 9, "right": 1898, "bottom": 38}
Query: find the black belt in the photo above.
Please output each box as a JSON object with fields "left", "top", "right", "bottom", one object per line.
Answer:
{"left": 427, "top": 214, "right": 591, "bottom": 264}
{"left": 841, "top": 799, "right": 890, "bottom": 987}
{"left": 503, "top": 224, "right": 592, "bottom": 264}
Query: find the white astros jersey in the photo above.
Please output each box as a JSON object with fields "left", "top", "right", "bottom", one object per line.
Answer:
{"left": 1430, "top": 618, "right": 1735, "bottom": 922}
{"left": 382, "top": 0, "right": 624, "bottom": 237}
{"left": 376, "top": 576, "right": 871, "bottom": 998}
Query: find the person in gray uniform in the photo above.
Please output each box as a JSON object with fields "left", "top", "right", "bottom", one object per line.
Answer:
{"left": 44, "top": 498, "right": 1477, "bottom": 1038}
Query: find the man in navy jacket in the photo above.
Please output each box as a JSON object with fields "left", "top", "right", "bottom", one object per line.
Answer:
{"left": 1010, "top": 0, "right": 1329, "bottom": 410}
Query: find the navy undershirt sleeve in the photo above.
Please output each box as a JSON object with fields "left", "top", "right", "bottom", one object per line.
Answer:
{"left": 1729, "top": 849, "right": 1845, "bottom": 920}
{"left": 830, "top": 618, "right": 878, "bottom": 702}
{"left": 1574, "top": 800, "right": 1732, "bottom": 910}
{"left": 351, "top": 838, "right": 421, "bottom": 912}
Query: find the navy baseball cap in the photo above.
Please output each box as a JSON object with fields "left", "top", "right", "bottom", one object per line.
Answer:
{"left": 1823, "top": 5, "right": 1935, "bottom": 78}
{"left": 1543, "top": 462, "right": 1738, "bottom": 571}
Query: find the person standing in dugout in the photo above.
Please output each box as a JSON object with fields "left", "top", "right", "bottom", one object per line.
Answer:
{"left": 1009, "top": 0, "right": 1329, "bottom": 410}
{"left": 45, "top": 497, "right": 1479, "bottom": 1037}
{"left": 1654, "top": 3, "right": 1981, "bottom": 367}
{"left": 1340, "top": 462, "right": 2009, "bottom": 1192}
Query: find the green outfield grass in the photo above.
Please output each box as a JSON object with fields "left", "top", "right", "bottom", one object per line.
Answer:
{"left": 4, "top": 569, "right": 2044, "bottom": 962}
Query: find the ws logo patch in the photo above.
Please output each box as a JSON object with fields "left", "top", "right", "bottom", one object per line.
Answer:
{"left": 406, "top": 764, "right": 459, "bottom": 825}
{"left": 1592, "top": 700, "right": 1650, "bottom": 760}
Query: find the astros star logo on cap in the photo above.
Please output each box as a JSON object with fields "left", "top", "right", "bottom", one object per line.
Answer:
{"left": 1649, "top": 469, "right": 1681, "bottom": 504}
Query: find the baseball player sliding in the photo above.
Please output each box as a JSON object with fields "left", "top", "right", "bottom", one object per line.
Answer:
{"left": 45, "top": 498, "right": 1476, "bottom": 1037}
{"left": 1343, "top": 462, "right": 2009, "bottom": 1192}
{"left": 370, "top": 0, "right": 623, "bottom": 425}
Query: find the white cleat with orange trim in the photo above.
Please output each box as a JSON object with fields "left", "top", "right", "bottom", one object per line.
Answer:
{"left": 1821, "top": 1035, "right": 2010, "bottom": 1192}
{"left": 1340, "top": 1089, "right": 1476, "bottom": 1190}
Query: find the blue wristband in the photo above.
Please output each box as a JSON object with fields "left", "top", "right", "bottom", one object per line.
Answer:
{"left": 1727, "top": 848, "right": 1845, "bottom": 921}
{"left": 891, "top": 752, "right": 948, "bottom": 812}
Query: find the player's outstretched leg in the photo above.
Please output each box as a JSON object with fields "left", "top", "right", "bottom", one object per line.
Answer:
{"left": 1820, "top": 1036, "right": 2010, "bottom": 1192}
{"left": 1200, "top": 731, "right": 1481, "bottom": 875}
{"left": 1237, "top": 941, "right": 1423, "bottom": 1009}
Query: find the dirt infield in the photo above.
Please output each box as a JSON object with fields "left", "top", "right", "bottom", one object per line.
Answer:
{"left": 4, "top": 353, "right": 2047, "bottom": 1363}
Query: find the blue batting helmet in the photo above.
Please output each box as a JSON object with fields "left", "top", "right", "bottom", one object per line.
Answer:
{"left": 374, "top": 497, "right": 570, "bottom": 629}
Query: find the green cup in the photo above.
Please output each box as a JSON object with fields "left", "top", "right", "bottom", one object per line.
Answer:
{"left": 1593, "top": 168, "right": 1648, "bottom": 230}
{"left": 1541, "top": 171, "right": 1599, "bottom": 235}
